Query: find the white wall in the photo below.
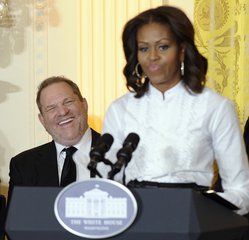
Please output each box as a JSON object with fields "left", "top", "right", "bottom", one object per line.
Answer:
{"left": 0, "top": 0, "right": 82, "bottom": 195}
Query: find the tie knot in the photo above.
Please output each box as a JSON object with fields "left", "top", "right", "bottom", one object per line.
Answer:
{"left": 64, "top": 146, "right": 77, "bottom": 156}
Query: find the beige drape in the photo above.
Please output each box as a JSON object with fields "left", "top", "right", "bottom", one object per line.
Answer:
{"left": 194, "top": 0, "right": 249, "bottom": 129}
{"left": 80, "top": 0, "right": 165, "bottom": 132}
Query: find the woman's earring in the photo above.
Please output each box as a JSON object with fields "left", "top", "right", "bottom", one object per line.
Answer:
{"left": 181, "top": 61, "right": 184, "bottom": 77}
{"left": 134, "top": 63, "right": 142, "bottom": 79}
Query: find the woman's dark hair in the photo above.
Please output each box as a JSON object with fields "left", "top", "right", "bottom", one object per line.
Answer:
{"left": 122, "top": 5, "right": 207, "bottom": 98}
{"left": 36, "top": 76, "right": 83, "bottom": 113}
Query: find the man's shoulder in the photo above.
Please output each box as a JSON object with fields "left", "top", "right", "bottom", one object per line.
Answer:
{"left": 11, "top": 141, "right": 55, "bottom": 162}
{"left": 90, "top": 128, "right": 100, "bottom": 137}
{"left": 90, "top": 128, "right": 101, "bottom": 146}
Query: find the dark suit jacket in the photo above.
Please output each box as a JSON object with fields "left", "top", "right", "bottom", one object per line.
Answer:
{"left": 5, "top": 129, "right": 99, "bottom": 240}
{"left": 244, "top": 117, "right": 249, "bottom": 158}
{"left": 8, "top": 128, "right": 100, "bottom": 201}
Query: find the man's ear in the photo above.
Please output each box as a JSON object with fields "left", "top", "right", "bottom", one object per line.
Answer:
{"left": 38, "top": 113, "right": 45, "bottom": 127}
{"left": 82, "top": 98, "right": 88, "bottom": 112}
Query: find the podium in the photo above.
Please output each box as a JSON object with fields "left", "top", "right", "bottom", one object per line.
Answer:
{"left": 5, "top": 186, "right": 249, "bottom": 240}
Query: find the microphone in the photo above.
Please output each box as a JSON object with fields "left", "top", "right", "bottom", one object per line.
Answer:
{"left": 108, "top": 133, "right": 140, "bottom": 179}
{"left": 88, "top": 133, "right": 114, "bottom": 172}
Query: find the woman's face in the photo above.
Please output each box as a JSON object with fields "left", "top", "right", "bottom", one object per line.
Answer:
{"left": 137, "top": 22, "right": 184, "bottom": 92}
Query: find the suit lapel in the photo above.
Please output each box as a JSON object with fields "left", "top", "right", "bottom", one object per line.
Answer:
{"left": 33, "top": 130, "right": 99, "bottom": 185}
{"left": 35, "top": 141, "right": 59, "bottom": 186}
{"left": 90, "top": 128, "right": 100, "bottom": 146}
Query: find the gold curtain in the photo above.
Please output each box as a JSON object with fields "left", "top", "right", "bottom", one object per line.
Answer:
{"left": 80, "top": 0, "right": 164, "bottom": 133}
{"left": 194, "top": 0, "right": 249, "bottom": 129}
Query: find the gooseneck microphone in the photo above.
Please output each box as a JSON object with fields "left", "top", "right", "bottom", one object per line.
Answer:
{"left": 87, "top": 133, "right": 114, "bottom": 174}
{"left": 108, "top": 133, "right": 140, "bottom": 180}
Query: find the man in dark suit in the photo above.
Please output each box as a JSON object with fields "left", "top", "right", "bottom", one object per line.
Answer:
{"left": 8, "top": 76, "right": 100, "bottom": 202}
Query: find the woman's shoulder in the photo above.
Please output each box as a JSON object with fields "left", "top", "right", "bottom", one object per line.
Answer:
{"left": 110, "top": 91, "right": 138, "bottom": 107}
{"left": 201, "top": 86, "right": 232, "bottom": 105}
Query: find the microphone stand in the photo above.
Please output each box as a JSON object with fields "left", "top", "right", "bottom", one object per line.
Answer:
{"left": 108, "top": 161, "right": 128, "bottom": 186}
{"left": 89, "top": 158, "right": 113, "bottom": 178}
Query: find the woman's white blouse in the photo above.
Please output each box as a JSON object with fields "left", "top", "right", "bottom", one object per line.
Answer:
{"left": 102, "top": 81, "right": 249, "bottom": 215}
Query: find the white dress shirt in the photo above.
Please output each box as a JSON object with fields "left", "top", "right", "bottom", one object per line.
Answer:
{"left": 55, "top": 127, "right": 92, "bottom": 183}
{"left": 102, "top": 81, "right": 249, "bottom": 215}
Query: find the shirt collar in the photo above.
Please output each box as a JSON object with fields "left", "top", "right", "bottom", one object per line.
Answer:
{"left": 147, "top": 80, "right": 184, "bottom": 100}
{"left": 55, "top": 127, "right": 91, "bottom": 154}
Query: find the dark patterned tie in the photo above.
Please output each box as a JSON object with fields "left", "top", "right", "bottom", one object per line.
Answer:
{"left": 60, "top": 146, "right": 77, "bottom": 187}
